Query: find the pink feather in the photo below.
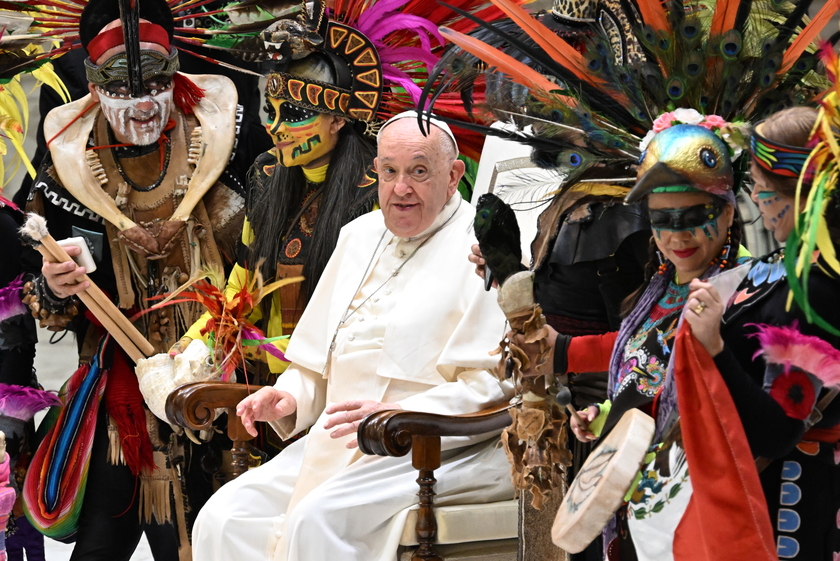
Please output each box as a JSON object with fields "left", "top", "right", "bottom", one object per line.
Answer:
{"left": 0, "top": 383, "right": 63, "bottom": 421}
{"left": 0, "top": 275, "right": 26, "bottom": 323}
{"left": 749, "top": 323, "right": 840, "bottom": 387}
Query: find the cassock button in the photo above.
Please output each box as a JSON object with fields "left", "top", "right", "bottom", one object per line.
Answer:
{"left": 348, "top": 335, "right": 355, "bottom": 341}
{"left": 398, "top": 250, "right": 406, "bottom": 258}
{"left": 373, "top": 297, "right": 379, "bottom": 303}
{"left": 359, "top": 317, "right": 365, "bottom": 322}
{"left": 385, "top": 289, "right": 392, "bottom": 295}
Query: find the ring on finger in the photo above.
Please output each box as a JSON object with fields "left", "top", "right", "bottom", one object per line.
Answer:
{"left": 694, "top": 301, "right": 707, "bottom": 315}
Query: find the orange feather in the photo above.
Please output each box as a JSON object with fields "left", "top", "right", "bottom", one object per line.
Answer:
{"left": 486, "top": 0, "right": 630, "bottom": 105}
{"left": 709, "top": 0, "right": 740, "bottom": 38}
{"left": 780, "top": 0, "right": 840, "bottom": 75}
{"left": 438, "top": 27, "right": 564, "bottom": 96}
{"left": 488, "top": 0, "right": 589, "bottom": 79}
{"left": 634, "top": 0, "right": 670, "bottom": 34}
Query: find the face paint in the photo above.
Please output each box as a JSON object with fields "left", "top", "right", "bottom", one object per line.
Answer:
{"left": 97, "top": 89, "right": 173, "bottom": 146}
{"left": 264, "top": 98, "right": 340, "bottom": 167}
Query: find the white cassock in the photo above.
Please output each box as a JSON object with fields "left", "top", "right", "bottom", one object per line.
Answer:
{"left": 192, "top": 194, "right": 515, "bottom": 561}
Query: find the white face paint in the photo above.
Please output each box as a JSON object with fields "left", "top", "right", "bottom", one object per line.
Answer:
{"left": 97, "top": 89, "right": 173, "bottom": 146}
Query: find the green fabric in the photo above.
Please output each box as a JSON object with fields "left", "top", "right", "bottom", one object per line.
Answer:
{"left": 589, "top": 399, "right": 611, "bottom": 436}
{"left": 457, "top": 156, "right": 478, "bottom": 201}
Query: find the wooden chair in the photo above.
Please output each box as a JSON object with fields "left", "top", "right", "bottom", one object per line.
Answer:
{"left": 166, "top": 382, "right": 263, "bottom": 480}
{"left": 166, "top": 383, "right": 520, "bottom": 560}
{"left": 357, "top": 403, "right": 519, "bottom": 561}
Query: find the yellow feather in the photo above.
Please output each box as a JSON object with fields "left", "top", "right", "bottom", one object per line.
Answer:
{"left": 32, "top": 62, "right": 70, "bottom": 103}
{"left": 817, "top": 202, "right": 840, "bottom": 275}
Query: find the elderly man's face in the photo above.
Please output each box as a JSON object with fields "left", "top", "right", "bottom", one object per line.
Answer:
{"left": 375, "top": 120, "right": 464, "bottom": 238}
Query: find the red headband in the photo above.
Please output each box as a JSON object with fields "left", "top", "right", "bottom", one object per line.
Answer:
{"left": 86, "top": 22, "right": 171, "bottom": 62}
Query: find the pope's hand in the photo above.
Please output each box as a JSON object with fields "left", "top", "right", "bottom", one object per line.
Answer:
{"left": 685, "top": 278, "right": 725, "bottom": 357}
{"left": 324, "top": 400, "right": 402, "bottom": 449}
{"left": 236, "top": 387, "right": 297, "bottom": 438}
{"left": 468, "top": 244, "right": 498, "bottom": 288}
{"left": 42, "top": 245, "right": 89, "bottom": 298}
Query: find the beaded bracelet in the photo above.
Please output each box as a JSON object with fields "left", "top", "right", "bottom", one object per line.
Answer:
{"left": 22, "top": 276, "right": 79, "bottom": 331}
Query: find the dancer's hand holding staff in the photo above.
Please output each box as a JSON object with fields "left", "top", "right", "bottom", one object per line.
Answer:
{"left": 21, "top": 213, "right": 154, "bottom": 362}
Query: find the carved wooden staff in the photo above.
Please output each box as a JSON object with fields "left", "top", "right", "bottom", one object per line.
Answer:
{"left": 21, "top": 213, "right": 155, "bottom": 362}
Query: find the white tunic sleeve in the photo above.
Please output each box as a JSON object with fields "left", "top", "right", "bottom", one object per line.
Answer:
{"left": 269, "top": 363, "right": 328, "bottom": 439}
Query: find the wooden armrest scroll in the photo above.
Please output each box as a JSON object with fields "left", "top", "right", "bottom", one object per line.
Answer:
{"left": 166, "top": 382, "right": 265, "bottom": 432}
{"left": 166, "top": 382, "right": 267, "bottom": 481}
{"left": 357, "top": 401, "right": 517, "bottom": 458}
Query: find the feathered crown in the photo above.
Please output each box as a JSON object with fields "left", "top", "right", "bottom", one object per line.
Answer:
{"left": 786, "top": 45, "right": 840, "bottom": 336}
{"left": 419, "top": 0, "right": 838, "bottom": 196}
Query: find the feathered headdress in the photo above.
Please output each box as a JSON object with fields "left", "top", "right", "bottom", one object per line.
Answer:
{"left": 0, "top": 8, "right": 69, "bottom": 184}
{"left": 419, "top": 0, "right": 838, "bottom": 195}
{"left": 8, "top": 0, "right": 528, "bottom": 160}
{"left": 785, "top": 44, "right": 840, "bottom": 335}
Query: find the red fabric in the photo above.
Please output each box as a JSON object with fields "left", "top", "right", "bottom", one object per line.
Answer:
{"left": 86, "top": 22, "right": 170, "bottom": 61}
{"left": 804, "top": 425, "right": 840, "bottom": 442}
{"left": 103, "top": 346, "right": 155, "bottom": 477}
{"left": 672, "top": 324, "right": 776, "bottom": 561}
{"left": 567, "top": 331, "right": 618, "bottom": 373}
{"left": 173, "top": 72, "right": 205, "bottom": 115}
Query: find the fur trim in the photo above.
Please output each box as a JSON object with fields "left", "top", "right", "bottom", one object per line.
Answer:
{"left": 749, "top": 322, "right": 840, "bottom": 386}
{"left": 0, "top": 383, "right": 62, "bottom": 421}
{"left": 0, "top": 275, "right": 26, "bottom": 322}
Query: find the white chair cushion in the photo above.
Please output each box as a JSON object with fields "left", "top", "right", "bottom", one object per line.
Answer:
{"left": 398, "top": 500, "right": 518, "bottom": 546}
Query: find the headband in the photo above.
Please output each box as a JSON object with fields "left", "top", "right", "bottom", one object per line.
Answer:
{"left": 750, "top": 130, "right": 811, "bottom": 178}
{"left": 86, "top": 22, "right": 170, "bottom": 62}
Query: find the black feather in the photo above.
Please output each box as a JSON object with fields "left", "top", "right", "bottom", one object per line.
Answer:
{"left": 474, "top": 193, "right": 524, "bottom": 289}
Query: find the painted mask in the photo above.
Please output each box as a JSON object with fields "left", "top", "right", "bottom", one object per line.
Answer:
{"left": 97, "top": 86, "right": 173, "bottom": 146}
{"left": 264, "top": 97, "right": 340, "bottom": 167}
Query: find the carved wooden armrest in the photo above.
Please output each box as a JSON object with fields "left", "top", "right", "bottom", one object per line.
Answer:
{"left": 357, "top": 401, "right": 518, "bottom": 561}
{"left": 166, "top": 382, "right": 266, "bottom": 480}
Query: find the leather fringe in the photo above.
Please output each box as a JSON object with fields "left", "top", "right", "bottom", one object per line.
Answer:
{"left": 139, "top": 458, "right": 173, "bottom": 524}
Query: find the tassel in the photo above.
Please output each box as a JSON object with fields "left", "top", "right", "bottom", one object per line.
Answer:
{"left": 173, "top": 72, "right": 205, "bottom": 115}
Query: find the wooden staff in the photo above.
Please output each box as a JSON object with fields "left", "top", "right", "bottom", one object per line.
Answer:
{"left": 21, "top": 213, "right": 155, "bottom": 362}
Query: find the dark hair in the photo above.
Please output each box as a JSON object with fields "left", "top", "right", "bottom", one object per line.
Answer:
{"left": 620, "top": 203, "right": 743, "bottom": 317}
{"left": 79, "top": 0, "right": 174, "bottom": 49}
{"left": 753, "top": 106, "right": 819, "bottom": 199}
{"left": 246, "top": 123, "right": 377, "bottom": 304}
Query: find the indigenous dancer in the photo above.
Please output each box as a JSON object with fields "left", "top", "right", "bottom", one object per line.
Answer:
{"left": 686, "top": 99, "right": 840, "bottom": 560}
{"left": 18, "top": 0, "right": 246, "bottom": 558}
